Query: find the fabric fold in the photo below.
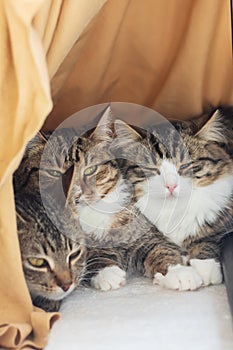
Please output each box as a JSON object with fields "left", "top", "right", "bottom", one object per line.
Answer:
{"left": 0, "top": 0, "right": 107, "bottom": 349}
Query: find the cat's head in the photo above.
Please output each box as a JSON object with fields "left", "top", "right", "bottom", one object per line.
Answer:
{"left": 16, "top": 193, "right": 86, "bottom": 303}
{"left": 14, "top": 129, "right": 77, "bottom": 198}
{"left": 68, "top": 107, "right": 130, "bottom": 213}
{"left": 114, "top": 109, "right": 233, "bottom": 203}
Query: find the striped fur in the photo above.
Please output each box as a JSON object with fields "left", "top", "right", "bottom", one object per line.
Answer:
{"left": 16, "top": 192, "right": 86, "bottom": 311}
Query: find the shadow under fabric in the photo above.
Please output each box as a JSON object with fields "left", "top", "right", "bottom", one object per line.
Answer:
{"left": 0, "top": 0, "right": 232, "bottom": 349}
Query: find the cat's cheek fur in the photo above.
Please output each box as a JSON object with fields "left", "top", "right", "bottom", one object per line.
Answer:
{"left": 153, "top": 264, "right": 203, "bottom": 291}
{"left": 189, "top": 258, "right": 223, "bottom": 286}
{"left": 91, "top": 265, "right": 126, "bottom": 291}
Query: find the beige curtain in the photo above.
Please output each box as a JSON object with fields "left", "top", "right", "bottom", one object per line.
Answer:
{"left": 0, "top": 0, "right": 232, "bottom": 349}
{"left": 0, "top": 1, "right": 107, "bottom": 349}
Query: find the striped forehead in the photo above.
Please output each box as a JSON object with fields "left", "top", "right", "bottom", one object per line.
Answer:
{"left": 151, "top": 127, "right": 188, "bottom": 161}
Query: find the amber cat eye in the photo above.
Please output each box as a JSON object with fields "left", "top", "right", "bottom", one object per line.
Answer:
{"left": 28, "top": 257, "right": 48, "bottom": 268}
{"left": 84, "top": 165, "right": 97, "bottom": 176}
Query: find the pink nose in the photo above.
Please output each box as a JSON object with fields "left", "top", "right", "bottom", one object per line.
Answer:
{"left": 166, "top": 183, "right": 177, "bottom": 194}
{"left": 61, "top": 282, "right": 72, "bottom": 292}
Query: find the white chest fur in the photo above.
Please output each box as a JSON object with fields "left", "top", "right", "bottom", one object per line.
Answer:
{"left": 136, "top": 174, "right": 233, "bottom": 246}
{"left": 78, "top": 180, "right": 130, "bottom": 239}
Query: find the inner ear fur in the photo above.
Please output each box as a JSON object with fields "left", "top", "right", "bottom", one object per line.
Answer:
{"left": 195, "top": 109, "right": 226, "bottom": 143}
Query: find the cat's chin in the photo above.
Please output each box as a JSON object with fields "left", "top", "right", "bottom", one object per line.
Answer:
{"left": 31, "top": 283, "right": 76, "bottom": 301}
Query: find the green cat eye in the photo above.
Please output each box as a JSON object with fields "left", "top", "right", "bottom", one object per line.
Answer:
{"left": 84, "top": 165, "right": 97, "bottom": 176}
{"left": 28, "top": 257, "right": 47, "bottom": 268}
{"left": 46, "top": 169, "right": 62, "bottom": 177}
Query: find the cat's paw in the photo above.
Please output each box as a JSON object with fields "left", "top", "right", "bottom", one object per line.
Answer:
{"left": 153, "top": 264, "right": 202, "bottom": 291}
{"left": 91, "top": 265, "right": 126, "bottom": 291}
{"left": 189, "top": 258, "right": 222, "bottom": 286}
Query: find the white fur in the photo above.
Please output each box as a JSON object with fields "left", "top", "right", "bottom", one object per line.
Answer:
{"left": 79, "top": 179, "right": 130, "bottom": 239}
{"left": 91, "top": 265, "right": 126, "bottom": 291}
{"left": 154, "top": 264, "right": 202, "bottom": 291}
{"left": 190, "top": 258, "right": 222, "bottom": 286}
{"left": 136, "top": 160, "right": 233, "bottom": 245}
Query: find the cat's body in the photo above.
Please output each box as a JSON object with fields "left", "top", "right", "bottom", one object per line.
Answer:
{"left": 15, "top": 191, "right": 87, "bottom": 311}
{"left": 114, "top": 107, "right": 233, "bottom": 287}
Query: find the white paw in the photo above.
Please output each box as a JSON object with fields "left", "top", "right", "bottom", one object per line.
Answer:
{"left": 91, "top": 265, "right": 126, "bottom": 291}
{"left": 153, "top": 264, "right": 203, "bottom": 291}
{"left": 190, "top": 258, "right": 222, "bottom": 286}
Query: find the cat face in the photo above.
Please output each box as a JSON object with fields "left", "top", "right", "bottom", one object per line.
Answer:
{"left": 115, "top": 110, "right": 233, "bottom": 201}
{"left": 14, "top": 129, "right": 77, "bottom": 197}
{"left": 16, "top": 193, "right": 86, "bottom": 302}
{"left": 68, "top": 108, "right": 131, "bottom": 236}
{"left": 114, "top": 110, "right": 233, "bottom": 242}
{"left": 70, "top": 109, "right": 131, "bottom": 220}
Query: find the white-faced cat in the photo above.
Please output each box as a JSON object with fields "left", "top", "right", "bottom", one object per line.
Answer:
{"left": 15, "top": 191, "right": 87, "bottom": 311}
{"left": 114, "top": 107, "right": 233, "bottom": 288}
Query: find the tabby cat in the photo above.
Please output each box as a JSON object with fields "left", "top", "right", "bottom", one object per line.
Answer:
{"left": 67, "top": 107, "right": 203, "bottom": 291}
{"left": 13, "top": 128, "right": 78, "bottom": 202}
{"left": 15, "top": 191, "right": 87, "bottom": 311}
{"left": 113, "top": 107, "right": 233, "bottom": 288}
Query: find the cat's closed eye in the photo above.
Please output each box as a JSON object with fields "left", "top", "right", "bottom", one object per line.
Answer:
{"left": 69, "top": 248, "right": 83, "bottom": 263}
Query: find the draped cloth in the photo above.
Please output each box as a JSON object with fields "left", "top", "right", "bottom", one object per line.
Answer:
{"left": 0, "top": 0, "right": 232, "bottom": 348}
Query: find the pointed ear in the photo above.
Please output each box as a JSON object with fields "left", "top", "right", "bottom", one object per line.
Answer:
{"left": 26, "top": 131, "right": 48, "bottom": 150}
{"left": 196, "top": 109, "right": 226, "bottom": 143}
{"left": 115, "top": 119, "right": 142, "bottom": 142}
{"left": 90, "top": 106, "right": 114, "bottom": 143}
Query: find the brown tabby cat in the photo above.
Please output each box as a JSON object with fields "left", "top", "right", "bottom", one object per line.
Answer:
{"left": 113, "top": 106, "right": 233, "bottom": 289}
{"left": 15, "top": 191, "right": 87, "bottom": 311}
{"left": 13, "top": 129, "right": 78, "bottom": 202}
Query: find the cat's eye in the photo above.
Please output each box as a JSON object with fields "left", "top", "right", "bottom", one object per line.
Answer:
{"left": 69, "top": 249, "right": 82, "bottom": 262}
{"left": 84, "top": 165, "right": 97, "bottom": 176}
{"left": 46, "top": 169, "right": 62, "bottom": 178}
{"left": 28, "top": 257, "right": 48, "bottom": 268}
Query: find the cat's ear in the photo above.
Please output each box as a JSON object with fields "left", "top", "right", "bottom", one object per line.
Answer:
{"left": 114, "top": 119, "right": 142, "bottom": 142}
{"left": 90, "top": 106, "right": 114, "bottom": 143}
{"left": 195, "top": 109, "right": 226, "bottom": 143}
{"left": 26, "top": 131, "right": 48, "bottom": 150}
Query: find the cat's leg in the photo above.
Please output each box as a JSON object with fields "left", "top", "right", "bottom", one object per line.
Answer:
{"left": 185, "top": 238, "right": 223, "bottom": 286}
{"left": 85, "top": 248, "right": 126, "bottom": 291}
{"left": 91, "top": 265, "right": 126, "bottom": 291}
{"left": 140, "top": 236, "right": 203, "bottom": 291}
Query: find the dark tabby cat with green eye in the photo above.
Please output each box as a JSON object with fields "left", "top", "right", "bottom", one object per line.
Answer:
{"left": 113, "top": 107, "right": 233, "bottom": 289}
{"left": 15, "top": 191, "right": 87, "bottom": 311}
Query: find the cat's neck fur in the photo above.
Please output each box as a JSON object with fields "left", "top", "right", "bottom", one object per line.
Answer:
{"left": 78, "top": 177, "right": 131, "bottom": 239}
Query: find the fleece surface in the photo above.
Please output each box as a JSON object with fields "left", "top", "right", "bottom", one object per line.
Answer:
{"left": 46, "top": 277, "right": 233, "bottom": 350}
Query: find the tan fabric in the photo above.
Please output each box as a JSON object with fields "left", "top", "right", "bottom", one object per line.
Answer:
{"left": 44, "top": 0, "right": 233, "bottom": 130}
{"left": 0, "top": 0, "right": 232, "bottom": 348}
{"left": 0, "top": 0, "right": 107, "bottom": 349}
